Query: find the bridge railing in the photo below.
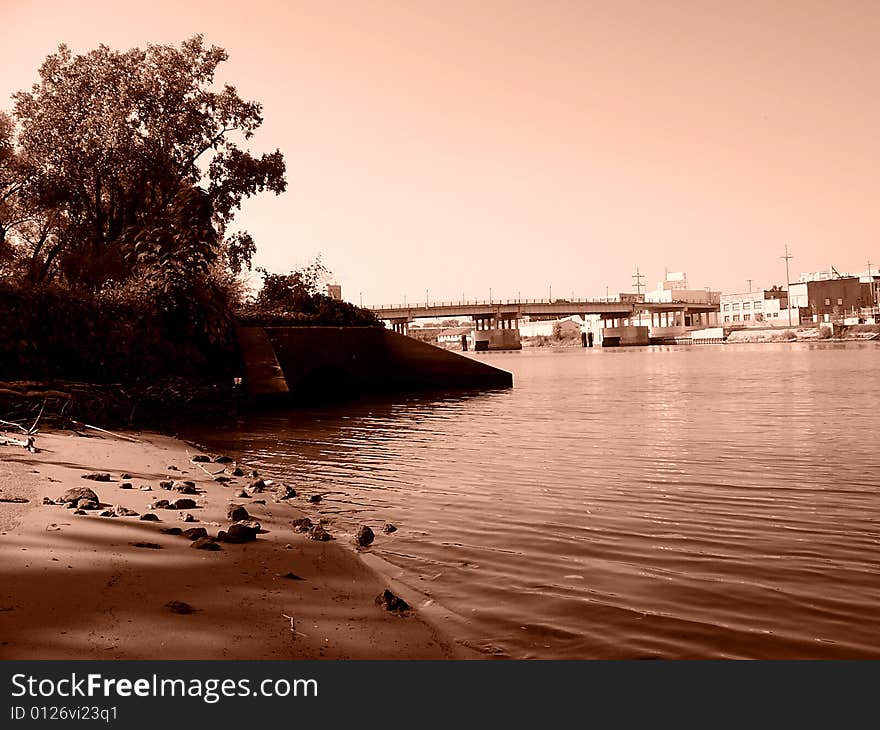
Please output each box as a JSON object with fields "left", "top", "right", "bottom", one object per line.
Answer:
{"left": 367, "top": 297, "right": 624, "bottom": 311}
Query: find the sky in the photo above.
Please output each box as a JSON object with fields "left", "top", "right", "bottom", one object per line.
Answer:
{"left": 2, "top": 0, "right": 879, "bottom": 304}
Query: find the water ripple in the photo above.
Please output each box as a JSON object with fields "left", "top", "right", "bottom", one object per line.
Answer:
{"left": 187, "top": 343, "right": 880, "bottom": 658}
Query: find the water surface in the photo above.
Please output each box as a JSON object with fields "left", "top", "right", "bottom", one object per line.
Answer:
{"left": 189, "top": 343, "right": 880, "bottom": 658}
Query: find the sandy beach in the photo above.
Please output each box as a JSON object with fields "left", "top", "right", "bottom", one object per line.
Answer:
{"left": 0, "top": 429, "right": 471, "bottom": 659}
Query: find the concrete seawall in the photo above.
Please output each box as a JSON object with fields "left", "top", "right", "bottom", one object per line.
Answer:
{"left": 239, "top": 326, "right": 513, "bottom": 401}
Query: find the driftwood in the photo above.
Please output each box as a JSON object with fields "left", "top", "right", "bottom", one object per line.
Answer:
{"left": 70, "top": 421, "right": 142, "bottom": 443}
{"left": 0, "top": 434, "right": 37, "bottom": 452}
{"left": 281, "top": 612, "right": 308, "bottom": 639}
{"left": 0, "top": 419, "right": 29, "bottom": 434}
{"left": 0, "top": 387, "right": 71, "bottom": 400}
{"left": 193, "top": 461, "right": 227, "bottom": 478}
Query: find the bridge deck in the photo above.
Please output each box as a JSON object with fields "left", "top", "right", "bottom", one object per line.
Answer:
{"left": 370, "top": 299, "right": 718, "bottom": 320}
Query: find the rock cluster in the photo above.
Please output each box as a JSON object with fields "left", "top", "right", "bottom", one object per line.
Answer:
{"left": 191, "top": 537, "right": 221, "bottom": 551}
{"left": 219, "top": 519, "right": 261, "bottom": 543}
{"left": 60, "top": 486, "right": 99, "bottom": 504}
{"left": 308, "top": 524, "right": 332, "bottom": 542}
{"left": 165, "top": 600, "right": 195, "bottom": 614}
{"left": 227, "top": 504, "right": 250, "bottom": 522}
{"left": 375, "top": 589, "right": 410, "bottom": 614}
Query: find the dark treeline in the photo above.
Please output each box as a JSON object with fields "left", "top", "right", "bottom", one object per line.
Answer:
{"left": 0, "top": 35, "right": 379, "bottom": 383}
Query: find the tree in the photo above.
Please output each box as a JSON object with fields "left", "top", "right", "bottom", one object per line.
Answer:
{"left": 238, "top": 257, "right": 381, "bottom": 327}
{"left": 0, "top": 112, "right": 29, "bottom": 259}
{"left": 253, "top": 258, "right": 330, "bottom": 311}
{"left": 10, "top": 35, "right": 285, "bottom": 287}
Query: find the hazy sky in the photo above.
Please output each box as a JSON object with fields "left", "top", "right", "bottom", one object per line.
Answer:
{"left": 3, "top": 0, "right": 879, "bottom": 303}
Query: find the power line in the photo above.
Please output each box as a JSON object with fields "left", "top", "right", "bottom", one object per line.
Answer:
{"left": 632, "top": 265, "right": 645, "bottom": 295}
{"left": 781, "top": 244, "right": 794, "bottom": 327}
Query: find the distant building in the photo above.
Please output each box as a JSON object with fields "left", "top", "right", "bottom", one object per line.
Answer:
{"left": 618, "top": 292, "right": 645, "bottom": 303}
{"left": 519, "top": 315, "right": 585, "bottom": 337}
{"left": 325, "top": 283, "right": 342, "bottom": 300}
{"left": 788, "top": 276, "right": 876, "bottom": 323}
{"left": 645, "top": 270, "right": 720, "bottom": 305}
{"left": 436, "top": 326, "right": 472, "bottom": 345}
{"left": 720, "top": 289, "right": 798, "bottom": 326}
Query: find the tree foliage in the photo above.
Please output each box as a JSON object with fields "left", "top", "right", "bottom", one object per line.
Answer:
{"left": 238, "top": 258, "right": 382, "bottom": 327}
{"left": 253, "top": 258, "right": 330, "bottom": 311}
{"left": 8, "top": 35, "right": 285, "bottom": 287}
{"left": 0, "top": 111, "right": 31, "bottom": 263}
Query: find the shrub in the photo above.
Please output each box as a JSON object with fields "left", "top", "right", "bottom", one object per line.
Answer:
{"left": 236, "top": 264, "right": 382, "bottom": 327}
{"left": 0, "top": 278, "right": 238, "bottom": 381}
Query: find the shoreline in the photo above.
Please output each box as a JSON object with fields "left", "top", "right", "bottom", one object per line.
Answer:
{"left": 0, "top": 429, "right": 476, "bottom": 659}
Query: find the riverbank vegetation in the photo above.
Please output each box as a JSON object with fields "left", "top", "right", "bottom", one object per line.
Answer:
{"left": 0, "top": 36, "right": 378, "bottom": 391}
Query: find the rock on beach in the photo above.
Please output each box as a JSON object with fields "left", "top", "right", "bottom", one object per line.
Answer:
{"left": 60, "top": 486, "right": 99, "bottom": 504}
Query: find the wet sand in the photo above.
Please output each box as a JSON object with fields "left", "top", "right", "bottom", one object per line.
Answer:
{"left": 0, "top": 430, "right": 472, "bottom": 659}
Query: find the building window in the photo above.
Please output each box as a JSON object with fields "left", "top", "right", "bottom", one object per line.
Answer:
{"left": 824, "top": 298, "right": 831, "bottom": 306}
{"left": 744, "top": 314, "right": 751, "bottom": 320}
{"left": 743, "top": 301, "right": 751, "bottom": 310}
{"left": 754, "top": 301, "right": 763, "bottom": 309}
{"left": 724, "top": 315, "right": 730, "bottom": 322}
{"left": 733, "top": 314, "right": 740, "bottom": 321}
{"left": 723, "top": 303, "right": 730, "bottom": 311}
{"left": 837, "top": 298, "right": 843, "bottom": 306}
{"left": 733, "top": 303, "right": 740, "bottom": 310}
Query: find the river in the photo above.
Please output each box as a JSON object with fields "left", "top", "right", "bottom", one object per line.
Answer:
{"left": 188, "top": 343, "right": 880, "bottom": 658}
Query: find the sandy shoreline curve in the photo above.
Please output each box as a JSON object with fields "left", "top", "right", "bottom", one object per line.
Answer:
{"left": 0, "top": 430, "right": 476, "bottom": 659}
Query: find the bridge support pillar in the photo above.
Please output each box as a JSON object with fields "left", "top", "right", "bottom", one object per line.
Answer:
{"left": 389, "top": 318, "right": 411, "bottom": 336}
{"left": 472, "top": 311, "right": 522, "bottom": 351}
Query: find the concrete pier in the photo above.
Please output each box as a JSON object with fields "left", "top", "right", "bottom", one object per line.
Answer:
{"left": 472, "top": 313, "right": 522, "bottom": 351}
{"left": 237, "top": 326, "right": 513, "bottom": 401}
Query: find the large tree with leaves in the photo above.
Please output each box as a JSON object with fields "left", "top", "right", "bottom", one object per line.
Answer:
{"left": 11, "top": 35, "right": 285, "bottom": 287}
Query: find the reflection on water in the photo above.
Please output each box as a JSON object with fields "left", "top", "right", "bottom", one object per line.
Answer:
{"left": 188, "top": 343, "right": 880, "bottom": 658}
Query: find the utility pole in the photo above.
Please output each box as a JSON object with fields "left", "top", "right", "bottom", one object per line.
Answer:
{"left": 781, "top": 244, "right": 794, "bottom": 327}
{"left": 426, "top": 288, "right": 429, "bottom": 305}
{"left": 747, "top": 279, "right": 752, "bottom": 293}
{"left": 632, "top": 265, "right": 645, "bottom": 295}
{"left": 359, "top": 291, "right": 363, "bottom": 307}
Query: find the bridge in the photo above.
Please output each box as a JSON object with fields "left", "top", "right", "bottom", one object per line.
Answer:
{"left": 368, "top": 297, "right": 720, "bottom": 349}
